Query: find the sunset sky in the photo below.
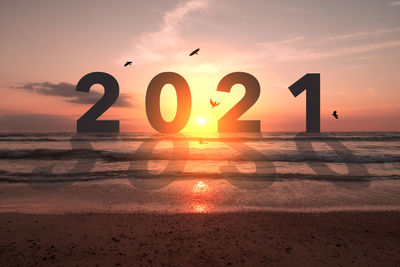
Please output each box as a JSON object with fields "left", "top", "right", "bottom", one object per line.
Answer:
{"left": 0, "top": 0, "right": 399, "bottom": 132}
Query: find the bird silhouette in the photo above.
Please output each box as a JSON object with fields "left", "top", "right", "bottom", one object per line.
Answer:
{"left": 189, "top": 48, "right": 200, "bottom": 56}
{"left": 332, "top": 110, "right": 338, "bottom": 119}
{"left": 124, "top": 61, "right": 133, "bottom": 67}
{"left": 210, "top": 99, "right": 220, "bottom": 108}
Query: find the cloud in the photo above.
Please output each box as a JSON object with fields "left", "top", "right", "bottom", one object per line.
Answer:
{"left": 387, "top": 1, "right": 400, "bottom": 6}
{"left": 0, "top": 113, "right": 74, "bottom": 132}
{"left": 131, "top": 0, "right": 210, "bottom": 63}
{"left": 243, "top": 25, "right": 400, "bottom": 64}
{"left": 14, "top": 82, "right": 134, "bottom": 107}
{"left": 122, "top": 0, "right": 400, "bottom": 72}
{"left": 327, "top": 26, "right": 400, "bottom": 40}
{"left": 254, "top": 39, "right": 400, "bottom": 62}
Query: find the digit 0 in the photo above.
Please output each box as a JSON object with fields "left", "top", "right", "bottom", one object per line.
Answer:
{"left": 146, "top": 72, "right": 191, "bottom": 134}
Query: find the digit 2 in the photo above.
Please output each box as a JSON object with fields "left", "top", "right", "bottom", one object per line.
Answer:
{"left": 76, "top": 72, "right": 120, "bottom": 133}
{"left": 217, "top": 72, "right": 261, "bottom": 132}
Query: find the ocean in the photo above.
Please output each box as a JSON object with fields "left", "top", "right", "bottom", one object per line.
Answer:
{"left": 0, "top": 132, "right": 399, "bottom": 213}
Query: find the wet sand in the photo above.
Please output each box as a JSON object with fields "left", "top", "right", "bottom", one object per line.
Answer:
{"left": 1, "top": 211, "right": 400, "bottom": 266}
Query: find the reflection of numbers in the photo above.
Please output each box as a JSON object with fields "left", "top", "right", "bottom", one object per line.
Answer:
{"left": 219, "top": 134, "right": 276, "bottom": 190}
{"left": 217, "top": 72, "right": 261, "bottom": 132}
{"left": 295, "top": 132, "right": 370, "bottom": 190}
{"left": 288, "top": 74, "right": 320, "bottom": 133}
{"left": 30, "top": 135, "right": 97, "bottom": 190}
{"left": 146, "top": 72, "right": 191, "bottom": 134}
{"left": 76, "top": 72, "right": 120, "bottom": 133}
{"left": 129, "top": 135, "right": 189, "bottom": 190}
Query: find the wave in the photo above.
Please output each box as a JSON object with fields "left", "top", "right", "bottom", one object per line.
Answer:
{"left": 0, "top": 148, "right": 399, "bottom": 163}
{"left": 0, "top": 132, "right": 399, "bottom": 142}
{"left": 0, "top": 169, "right": 396, "bottom": 184}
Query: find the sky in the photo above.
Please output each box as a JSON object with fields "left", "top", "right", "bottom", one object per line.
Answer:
{"left": 0, "top": 0, "right": 399, "bottom": 132}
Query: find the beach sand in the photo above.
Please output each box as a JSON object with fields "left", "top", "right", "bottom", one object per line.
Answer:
{"left": 1, "top": 211, "right": 400, "bottom": 266}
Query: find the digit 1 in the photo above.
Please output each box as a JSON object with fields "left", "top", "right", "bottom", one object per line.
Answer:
{"left": 288, "top": 73, "right": 320, "bottom": 132}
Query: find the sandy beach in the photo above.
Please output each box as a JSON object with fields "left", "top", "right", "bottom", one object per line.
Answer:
{"left": 1, "top": 211, "right": 400, "bottom": 266}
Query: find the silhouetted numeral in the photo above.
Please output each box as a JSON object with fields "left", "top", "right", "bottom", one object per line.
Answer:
{"left": 288, "top": 74, "right": 320, "bottom": 132}
{"left": 146, "top": 72, "right": 191, "bottom": 134}
{"left": 76, "top": 72, "right": 119, "bottom": 132}
{"left": 217, "top": 72, "right": 261, "bottom": 132}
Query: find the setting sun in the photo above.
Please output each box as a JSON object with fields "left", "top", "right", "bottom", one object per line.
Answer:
{"left": 196, "top": 117, "right": 206, "bottom": 125}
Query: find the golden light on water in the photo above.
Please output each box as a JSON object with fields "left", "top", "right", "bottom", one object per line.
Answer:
{"left": 192, "top": 180, "right": 209, "bottom": 193}
{"left": 187, "top": 180, "right": 216, "bottom": 213}
{"left": 193, "top": 204, "right": 208, "bottom": 213}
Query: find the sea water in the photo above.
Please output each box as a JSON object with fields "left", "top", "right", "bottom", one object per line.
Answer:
{"left": 0, "top": 132, "right": 399, "bottom": 213}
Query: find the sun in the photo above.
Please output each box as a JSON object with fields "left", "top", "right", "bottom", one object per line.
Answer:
{"left": 183, "top": 115, "right": 215, "bottom": 133}
{"left": 196, "top": 117, "right": 206, "bottom": 125}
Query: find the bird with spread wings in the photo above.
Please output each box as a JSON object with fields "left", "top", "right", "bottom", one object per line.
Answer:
{"left": 189, "top": 48, "right": 200, "bottom": 56}
{"left": 210, "top": 99, "right": 220, "bottom": 108}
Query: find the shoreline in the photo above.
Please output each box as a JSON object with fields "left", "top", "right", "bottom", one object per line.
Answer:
{"left": 1, "top": 211, "right": 400, "bottom": 266}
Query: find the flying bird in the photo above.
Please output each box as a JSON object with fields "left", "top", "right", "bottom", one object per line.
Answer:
{"left": 210, "top": 99, "right": 220, "bottom": 108}
{"left": 189, "top": 48, "right": 200, "bottom": 56}
{"left": 332, "top": 110, "right": 339, "bottom": 119}
{"left": 124, "top": 61, "right": 133, "bottom": 67}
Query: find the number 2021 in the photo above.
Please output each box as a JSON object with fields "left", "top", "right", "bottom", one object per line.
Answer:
{"left": 76, "top": 72, "right": 320, "bottom": 133}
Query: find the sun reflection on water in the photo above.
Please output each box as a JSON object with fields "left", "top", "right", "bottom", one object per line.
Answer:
{"left": 192, "top": 181, "right": 209, "bottom": 193}
{"left": 185, "top": 180, "right": 218, "bottom": 213}
{"left": 193, "top": 204, "right": 208, "bottom": 213}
